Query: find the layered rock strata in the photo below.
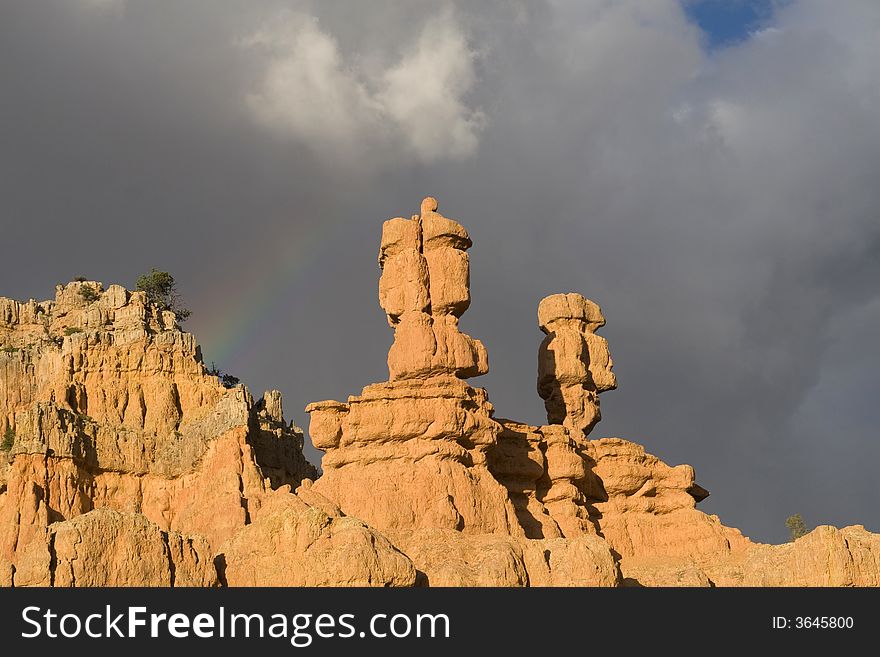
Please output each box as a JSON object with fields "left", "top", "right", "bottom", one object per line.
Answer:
{"left": 308, "top": 199, "right": 520, "bottom": 538}
{"left": 537, "top": 292, "right": 616, "bottom": 436}
{"left": 305, "top": 197, "right": 880, "bottom": 587}
{"left": 0, "top": 282, "right": 409, "bottom": 587}
{"left": 2, "top": 196, "right": 878, "bottom": 587}
{"left": 379, "top": 196, "right": 488, "bottom": 380}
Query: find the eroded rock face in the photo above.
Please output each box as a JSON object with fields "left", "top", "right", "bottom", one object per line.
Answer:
{"left": 582, "top": 437, "right": 749, "bottom": 561}
{"left": 0, "top": 282, "right": 317, "bottom": 585}
{"left": 379, "top": 197, "right": 488, "bottom": 381}
{"left": 537, "top": 293, "right": 615, "bottom": 437}
{"left": 309, "top": 377, "right": 521, "bottom": 536}
{"left": 521, "top": 535, "right": 621, "bottom": 587}
{"left": 387, "top": 529, "right": 619, "bottom": 587}
{"left": 12, "top": 508, "right": 218, "bottom": 587}
{"left": 389, "top": 529, "right": 531, "bottom": 586}
{"left": 2, "top": 198, "right": 878, "bottom": 588}
{"left": 304, "top": 196, "right": 880, "bottom": 588}
{"left": 621, "top": 525, "right": 880, "bottom": 587}
{"left": 715, "top": 525, "right": 880, "bottom": 587}
{"left": 489, "top": 419, "right": 597, "bottom": 540}
{"left": 218, "top": 488, "right": 417, "bottom": 587}
{"left": 0, "top": 558, "right": 11, "bottom": 587}
{"left": 308, "top": 199, "right": 520, "bottom": 538}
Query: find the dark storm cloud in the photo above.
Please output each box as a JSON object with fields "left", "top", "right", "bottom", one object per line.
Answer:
{"left": 1, "top": 0, "right": 878, "bottom": 541}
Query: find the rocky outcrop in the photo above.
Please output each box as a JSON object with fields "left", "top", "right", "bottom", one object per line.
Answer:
{"left": 308, "top": 377, "right": 521, "bottom": 536}
{"left": 1, "top": 196, "right": 878, "bottom": 587}
{"left": 12, "top": 508, "right": 218, "bottom": 587}
{"left": 622, "top": 525, "right": 880, "bottom": 587}
{"left": 307, "top": 199, "right": 521, "bottom": 538}
{"left": 583, "top": 437, "right": 750, "bottom": 561}
{"left": 489, "top": 419, "right": 598, "bottom": 539}
{"left": 303, "top": 196, "right": 880, "bottom": 587}
{"left": 733, "top": 526, "right": 880, "bottom": 587}
{"left": 379, "top": 197, "right": 488, "bottom": 381}
{"left": 537, "top": 293, "right": 616, "bottom": 436}
{"left": 521, "top": 535, "right": 621, "bottom": 587}
{"left": 0, "top": 281, "right": 317, "bottom": 586}
{"left": 218, "top": 487, "right": 417, "bottom": 587}
{"left": 389, "top": 529, "right": 619, "bottom": 587}
{"left": 484, "top": 292, "right": 623, "bottom": 540}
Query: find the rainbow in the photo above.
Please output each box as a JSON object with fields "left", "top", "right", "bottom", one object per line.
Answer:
{"left": 194, "top": 213, "right": 354, "bottom": 373}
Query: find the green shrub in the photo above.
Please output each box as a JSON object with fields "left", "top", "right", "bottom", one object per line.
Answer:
{"left": 64, "top": 326, "right": 83, "bottom": 336}
{"left": 785, "top": 513, "right": 808, "bottom": 541}
{"left": 79, "top": 285, "right": 100, "bottom": 303}
{"left": 73, "top": 276, "right": 88, "bottom": 282}
{"left": 1, "top": 427, "right": 14, "bottom": 452}
{"left": 136, "top": 269, "right": 191, "bottom": 322}
{"left": 207, "top": 363, "right": 240, "bottom": 389}
{"left": 1, "top": 345, "right": 19, "bottom": 354}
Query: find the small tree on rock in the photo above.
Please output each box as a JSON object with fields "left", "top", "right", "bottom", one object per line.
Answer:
{"left": 79, "top": 285, "right": 100, "bottom": 303}
{"left": 207, "top": 362, "right": 240, "bottom": 389}
{"left": 1, "top": 426, "right": 14, "bottom": 452}
{"left": 136, "top": 269, "right": 191, "bottom": 321}
{"left": 785, "top": 513, "right": 808, "bottom": 541}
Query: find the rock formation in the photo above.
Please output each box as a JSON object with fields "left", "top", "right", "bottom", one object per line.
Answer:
{"left": 305, "top": 196, "right": 880, "bottom": 586}
{"left": 307, "top": 199, "right": 522, "bottom": 543}
{"left": 0, "top": 282, "right": 407, "bottom": 587}
{"left": 379, "top": 197, "right": 488, "bottom": 380}
{"left": 1, "top": 197, "right": 878, "bottom": 587}
{"left": 218, "top": 484, "right": 417, "bottom": 587}
{"left": 537, "top": 292, "right": 615, "bottom": 436}
{"left": 12, "top": 508, "right": 218, "bottom": 587}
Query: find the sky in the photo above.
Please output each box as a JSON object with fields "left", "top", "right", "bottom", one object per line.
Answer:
{"left": 1, "top": 0, "right": 878, "bottom": 543}
{"left": 685, "top": 0, "right": 779, "bottom": 49}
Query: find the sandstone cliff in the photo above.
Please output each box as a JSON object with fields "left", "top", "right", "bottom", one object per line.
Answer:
{"left": 0, "top": 281, "right": 409, "bottom": 587}
{"left": 1, "top": 198, "right": 877, "bottom": 587}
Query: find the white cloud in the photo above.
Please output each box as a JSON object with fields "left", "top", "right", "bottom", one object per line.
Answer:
{"left": 242, "top": 9, "right": 484, "bottom": 163}
{"left": 242, "top": 14, "right": 382, "bottom": 150}
{"left": 378, "top": 11, "right": 485, "bottom": 161}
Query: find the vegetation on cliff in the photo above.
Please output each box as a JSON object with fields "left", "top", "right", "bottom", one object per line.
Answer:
{"left": 136, "top": 268, "right": 191, "bottom": 321}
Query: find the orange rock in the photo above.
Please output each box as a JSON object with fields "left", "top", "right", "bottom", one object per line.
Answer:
{"left": 2, "top": 206, "right": 879, "bottom": 588}
{"left": 388, "top": 528, "right": 618, "bottom": 587}
{"left": 308, "top": 200, "right": 517, "bottom": 538}
{"left": 12, "top": 508, "right": 217, "bottom": 587}
{"left": 0, "top": 281, "right": 316, "bottom": 581}
{"left": 310, "top": 377, "right": 522, "bottom": 536}
{"left": 378, "top": 198, "right": 486, "bottom": 380}
{"left": 218, "top": 491, "right": 416, "bottom": 587}
{"left": 537, "top": 293, "right": 615, "bottom": 436}
{"left": 582, "top": 437, "right": 749, "bottom": 562}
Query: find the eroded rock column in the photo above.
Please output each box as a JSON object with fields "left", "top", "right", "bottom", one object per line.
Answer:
{"left": 537, "top": 293, "right": 616, "bottom": 436}
{"left": 381, "top": 197, "right": 488, "bottom": 380}
{"left": 307, "top": 198, "right": 519, "bottom": 537}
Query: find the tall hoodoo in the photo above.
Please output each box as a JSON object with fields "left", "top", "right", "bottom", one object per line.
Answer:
{"left": 537, "top": 292, "right": 616, "bottom": 436}
{"left": 307, "top": 197, "right": 521, "bottom": 538}
{"left": 380, "top": 197, "right": 488, "bottom": 380}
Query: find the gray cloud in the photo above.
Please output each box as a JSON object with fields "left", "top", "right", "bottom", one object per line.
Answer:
{"left": 241, "top": 6, "right": 484, "bottom": 162}
{"left": 0, "top": 0, "right": 877, "bottom": 542}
